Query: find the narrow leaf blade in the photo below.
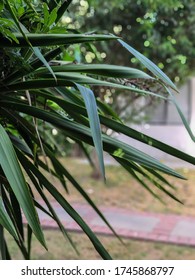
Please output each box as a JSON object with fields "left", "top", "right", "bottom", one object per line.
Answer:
{"left": 0, "top": 125, "right": 46, "bottom": 248}
{"left": 0, "top": 197, "right": 18, "bottom": 240}
{"left": 75, "top": 83, "right": 105, "bottom": 179}
{"left": 118, "top": 39, "right": 178, "bottom": 91}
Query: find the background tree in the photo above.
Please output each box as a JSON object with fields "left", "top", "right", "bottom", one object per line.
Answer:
{"left": 66, "top": 0, "right": 195, "bottom": 123}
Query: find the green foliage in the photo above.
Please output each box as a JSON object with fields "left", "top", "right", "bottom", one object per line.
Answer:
{"left": 67, "top": 0, "right": 195, "bottom": 123}
{"left": 0, "top": 0, "right": 195, "bottom": 260}
{"left": 70, "top": 0, "right": 195, "bottom": 83}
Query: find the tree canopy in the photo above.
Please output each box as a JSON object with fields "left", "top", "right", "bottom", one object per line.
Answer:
{"left": 69, "top": 0, "right": 195, "bottom": 84}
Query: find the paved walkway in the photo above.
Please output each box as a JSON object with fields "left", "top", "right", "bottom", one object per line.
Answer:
{"left": 37, "top": 202, "right": 195, "bottom": 247}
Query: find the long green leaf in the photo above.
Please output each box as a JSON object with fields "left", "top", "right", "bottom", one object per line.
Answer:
{"left": 1, "top": 101, "right": 185, "bottom": 179}
{"left": 1, "top": 33, "right": 118, "bottom": 47}
{"left": 1, "top": 188, "right": 30, "bottom": 259}
{"left": 4, "top": 48, "right": 62, "bottom": 85}
{"left": 164, "top": 85, "right": 195, "bottom": 142}
{"left": 76, "top": 83, "right": 105, "bottom": 179}
{"left": 32, "top": 89, "right": 191, "bottom": 167}
{"left": 0, "top": 197, "right": 18, "bottom": 240}
{"left": 32, "top": 47, "right": 57, "bottom": 81}
{"left": 9, "top": 112, "right": 121, "bottom": 244}
{"left": 32, "top": 91, "right": 195, "bottom": 167}
{"left": 45, "top": 147, "right": 122, "bottom": 242}
{"left": 118, "top": 39, "right": 178, "bottom": 91}
{"left": 27, "top": 225, "right": 32, "bottom": 259}
{"left": 36, "top": 92, "right": 195, "bottom": 165}
{"left": 76, "top": 141, "right": 95, "bottom": 168}
{"left": 1, "top": 76, "right": 167, "bottom": 99}
{"left": 38, "top": 153, "right": 68, "bottom": 193}
{"left": 24, "top": 165, "right": 79, "bottom": 255}
{"left": 143, "top": 167, "right": 176, "bottom": 190}
{"left": 0, "top": 225, "right": 6, "bottom": 260}
{"left": 0, "top": 125, "right": 46, "bottom": 248}
{"left": 2, "top": 108, "right": 119, "bottom": 249}
{"left": 124, "top": 161, "right": 182, "bottom": 203}
{"left": 101, "top": 118, "right": 195, "bottom": 165}
{"left": 10, "top": 190, "right": 24, "bottom": 240}
{"left": 20, "top": 23, "right": 57, "bottom": 82}
{"left": 9, "top": 134, "right": 33, "bottom": 156}
{"left": 36, "top": 64, "right": 152, "bottom": 79}
{"left": 114, "top": 156, "right": 164, "bottom": 203}
{"left": 16, "top": 151, "right": 111, "bottom": 260}
{"left": 1, "top": 99, "right": 186, "bottom": 180}
{"left": 37, "top": 92, "right": 184, "bottom": 168}
{"left": 9, "top": 113, "right": 120, "bottom": 244}
{"left": 2, "top": 105, "right": 171, "bottom": 237}
{"left": 1, "top": 101, "right": 187, "bottom": 209}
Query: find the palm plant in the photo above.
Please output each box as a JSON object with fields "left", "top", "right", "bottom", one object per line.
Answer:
{"left": 0, "top": 0, "right": 195, "bottom": 260}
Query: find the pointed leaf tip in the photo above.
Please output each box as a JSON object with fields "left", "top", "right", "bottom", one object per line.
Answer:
{"left": 75, "top": 83, "right": 105, "bottom": 179}
{"left": 118, "top": 39, "right": 178, "bottom": 91}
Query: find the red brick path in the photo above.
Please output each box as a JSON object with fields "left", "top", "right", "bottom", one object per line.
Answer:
{"left": 33, "top": 202, "right": 195, "bottom": 247}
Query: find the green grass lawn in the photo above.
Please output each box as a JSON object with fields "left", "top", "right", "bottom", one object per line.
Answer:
{"left": 8, "top": 157, "right": 195, "bottom": 260}
{"left": 38, "top": 157, "right": 195, "bottom": 216}
{"left": 6, "top": 230, "right": 195, "bottom": 260}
